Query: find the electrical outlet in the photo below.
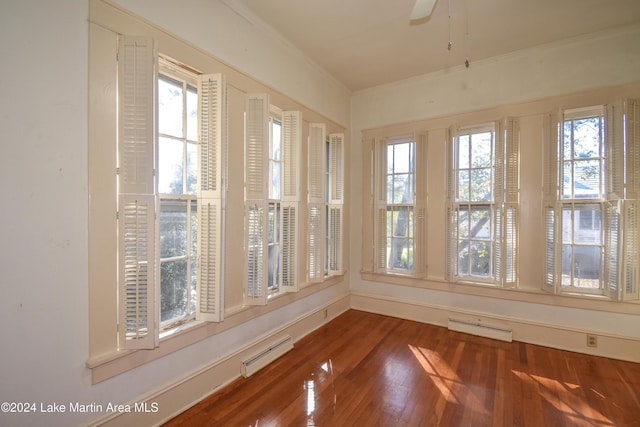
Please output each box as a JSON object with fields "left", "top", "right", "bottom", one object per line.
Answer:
{"left": 587, "top": 334, "right": 598, "bottom": 348}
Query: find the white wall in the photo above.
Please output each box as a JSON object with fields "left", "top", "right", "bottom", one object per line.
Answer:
{"left": 0, "top": 1, "right": 349, "bottom": 426}
{"left": 349, "top": 25, "right": 640, "bottom": 350}
{"left": 112, "top": 0, "right": 351, "bottom": 128}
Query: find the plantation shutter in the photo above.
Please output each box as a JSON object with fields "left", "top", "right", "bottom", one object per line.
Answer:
{"left": 244, "top": 94, "right": 269, "bottom": 305}
{"left": 542, "top": 113, "right": 561, "bottom": 293}
{"left": 281, "top": 111, "right": 302, "bottom": 292}
{"left": 604, "top": 103, "right": 623, "bottom": 300}
{"left": 495, "top": 118, "right": 519, "bottom": 288}
{"left": 308, "top": 123, "right": 326, "bottom": 283}
{"left": 414, "top": 133, "right": 427, "bottom": 278}
{"left": 117, "top": 36, "right": 158, "bottom": 350}
{"left": 622, "top": 100, "right": 640, "bottom": 300}
{"left": 328, "top": 133, "right": 344, "bottom": 275}
{"left": 374, "top": 137, "right": 388, "bottom": 273}
{"left": 196, "top": 74, "right": 226, "bottom": 321}
{"left": 445, "top": 127, "right": 459, "bottom": 282}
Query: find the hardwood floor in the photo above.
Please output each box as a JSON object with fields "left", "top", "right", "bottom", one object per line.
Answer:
{"left": 164, "top": 310, "right": 640, "bottom": 426}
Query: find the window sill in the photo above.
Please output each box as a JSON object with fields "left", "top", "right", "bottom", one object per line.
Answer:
{"left": 87, "top": 274, "right": 346, "bottom": 384}
{"left": 360, "top": 270, "right": 640, "bottom": 315}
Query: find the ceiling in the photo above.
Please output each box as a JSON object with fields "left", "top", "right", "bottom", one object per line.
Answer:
{"left": 223, "top": 0, "right": 640, "bottom": 92}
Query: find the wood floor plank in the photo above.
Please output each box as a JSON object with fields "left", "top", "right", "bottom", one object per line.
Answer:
{"left": 163, "top": 310, "right": 640, "bottom": 426}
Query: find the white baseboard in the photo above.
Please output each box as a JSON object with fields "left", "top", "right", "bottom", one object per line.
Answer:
{"left": 350, "top": 291, "right": 640, "bottom": 363}
{"left": 89, "top": 293, "right": 350, "bottom": 427}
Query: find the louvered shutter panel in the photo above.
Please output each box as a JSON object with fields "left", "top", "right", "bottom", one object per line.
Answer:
{"left": 244, "top": 94, "right": 269, "bottom": 305}
{"left": 414, "top": 133, "right": 427, "bottom": 277}
{"left": 374, "top": 138, "right": 388, "bottom": 273}
{"left": 622, "top": 200, "right": 639, "bottom": 300}
{"left": 494, "top": 120, "right": 505, "bottom": 286}
{"left": 542, "top": 113, "right": 561, "bottom": 293}
{"left": 196, "top": 74, "right": 226, "bottom": 321}
{"left": 281, "top": 111, "right": 302, "bottom": 292}
{"left": 445, "top": 127, "right": 459, "bottom": 282}
{"left": 328, "top": 133, "right": 344, "bottom": 275}
{"left": 117, "top": 35, "right": 158, "bottom": 350}
{"left": 499, "top": 118, "right": 519, "bottom": 288}
{"left": 308, "top": 123, "right": 326, "bottom": 283}
{"left": 604, "top": 103, "right": 622, "bottom": 299}
{"left": 622, "top": 100, "right": 640, "bottom": 300}
{"left": 603, "top": 200, "right": 621, "bottom": 300}
{"left": 626, "top": 100, "right": 640, "bottom": 199}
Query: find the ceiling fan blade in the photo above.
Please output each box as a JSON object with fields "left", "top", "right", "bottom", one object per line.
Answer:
{"left": 410, "top": 0, "right": 437, "bottom": 20}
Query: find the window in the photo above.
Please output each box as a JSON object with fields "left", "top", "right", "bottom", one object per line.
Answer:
{"left": 116, "top": 36, "right": 226, "bottom": 350}
{"left": 544, "top": 102, "right": 639, "bottom": 300}
{"left": 447, "top": 120, "right": 518, "bottom": 287}
{"left": 244, "top": 95, "right": 302, "bottom": 304}
{"left": 383, "top": 140, "right": 415, "bottom": 272}
{"left": 561, "top": 108, "right": 605, "bottom": 292}
{"left": 373, "top": 136, "right": 426, "bottom": 276}
{"left": 158, "top": 67, "right": 199, "bottom": 326}
{"left": 308, "top": 125, "right": 345, "bottom": 282}
{"left": 268, "top": 113, "right": 282, "bottom": 292}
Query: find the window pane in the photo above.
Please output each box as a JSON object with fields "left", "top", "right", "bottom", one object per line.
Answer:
{"left": 159, "top": 76, "right": 184, "bottom": 138}
{"left": 471, "top": 132, "right": 492, "bottom": 168}
{"left": 573, "top": 245, "right": 601, "bottom": 287}
{"left": 271, "top": 161, "right": 281, "bottom": 200}
{"left": 393, "top": 174, "right": 412, "bottom": 203}
{"left": 574, "top": 204, "right": 601, "bottom": 244}
{"left": 387, "top": 144, "right": 394, "bottom": 174}
{"left": 160, "top": 200, "right": 187, "bottom": 258}
{"left": 458, "top": 207, "right": 469, "bottom": 238}
{"left": 393, "top": 142, "right": 412, "bottom": 173}
{"left": 470, "top": 169, "right": 492, "bottom": 201}
{"left": 458, "top": 243, "right": 469, "bottom": 275}
{"left": 159, "top": 137, "right": 184, "bottom": 194}
{"left": 386, "top": 175, "right": 394, "bottom": 204}
{"left": 573, "top": 159, "right": 601, "bottom": 199}
{"left": 272, "top": 120, "right": 282, "bottom": 161}
{"left": 191, "top": 200, "right": 198, "bottom": 253}
{"left": 573, "top": 117, "right": 601, "bottom": 159}
{"left": 470, "top": 207, "right": 491, "bottom": 239}
{"left": 458, "top": 170, "right": 469, "bottom": 201}
{"left": 562, "top": 204, "right": 572, "bottom": 243}
{"left": 562, "top": 161, "right": 573, "bottom": 199}
{"left": 161, "top": 259, "right": 188, "bottom": 322}
{"left": 190, "top": 257, "right": 197, "bottom": 314}
{"left": 186, "top": 86, "right": 198, "bottom": 142}
{"left": 561, "top": 244, "right": 572, "bottom": 287}
{"left": 186, "top": 142, "right": 198, "bottom": 195}
{"left": 458, "top": 135, "right": 470, "bottom": 169}
{"left": 470, "top": 240, "right": 491, "bottom": 277}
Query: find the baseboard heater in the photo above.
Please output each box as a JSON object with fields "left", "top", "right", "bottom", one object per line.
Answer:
{"left": 448, "top": 318, "right": 513, "bottom": 342}
{"left": 241, "top": 335, "right": 294, "bottom": 378}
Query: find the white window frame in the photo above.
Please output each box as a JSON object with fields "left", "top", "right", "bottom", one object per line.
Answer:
{"left": 544, "top": 102, "right": 639, "bottom": 301}
{"left": 157, "top": 63, "right": 200, "bottom": 329}
{"left": 116, "top": 36, "right": 226, "bottom": 351}
{"left": 446, "top": 119, "right": 518, "bottom": 287}
{"left": 244, "top": 95, "right": 302, "bottom": 305}
{"left": 373, "top": 135, "right": 426, "bottom": 276}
